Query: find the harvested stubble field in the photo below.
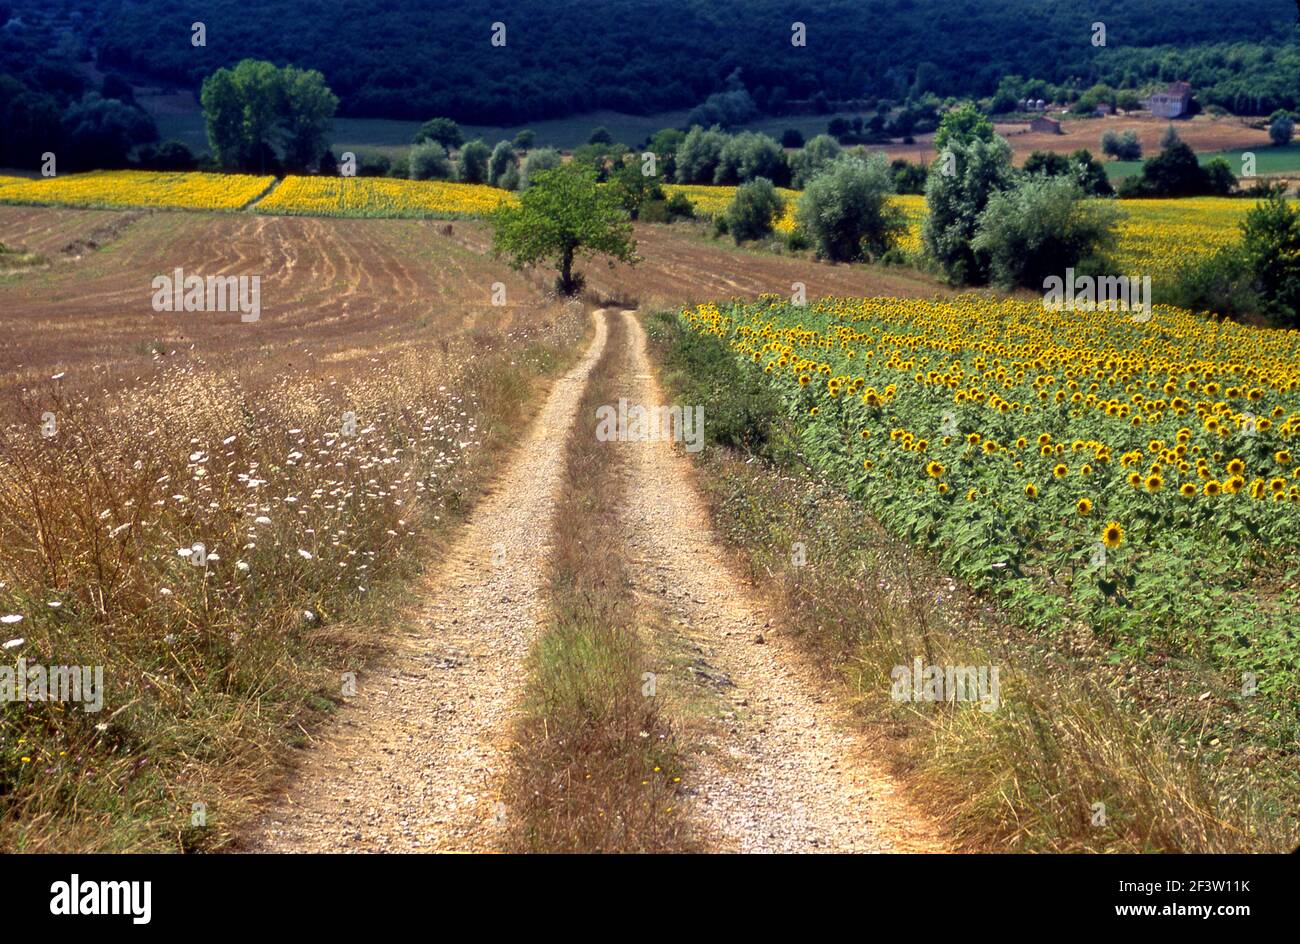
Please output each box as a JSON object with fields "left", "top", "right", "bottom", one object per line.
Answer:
{"left": 0, "top": 207, "right": 546, "bottom": 399}
{"left": 448, "top": 217, "right": 949, "bottom": 312}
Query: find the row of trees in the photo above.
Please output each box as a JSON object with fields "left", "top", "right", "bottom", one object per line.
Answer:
{"left": 706, "top": 107, "right": 1118, "bottom": 266}
{"left": 1112, "top": 126, "right": 1240, "bottom": 198}
{"left": 657, "top": 125, "right": 927, "bottom": 194}
{"left": 407, "top": 139, "right": 564, "bottom": 191}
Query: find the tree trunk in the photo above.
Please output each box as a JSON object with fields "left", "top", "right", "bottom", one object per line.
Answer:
{"left": 559, "top": 246, "right": 575, "bottom": 295}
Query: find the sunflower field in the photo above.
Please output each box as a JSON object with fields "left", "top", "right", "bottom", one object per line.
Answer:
{"left": 255, "top": 176, "right": 517, "bottom": 218}
{"left": 1112, "top": 197, "right": 1254, "bottom": 281}
{"left": 0, "top": 170, "right": 275, "bottom": 210}
{"left": 682, "top": 295, "right": 1300, "bottom": 705}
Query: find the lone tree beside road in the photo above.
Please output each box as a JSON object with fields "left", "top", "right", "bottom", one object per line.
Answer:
{"left": 491, "top": 165, "right": 638, "bottom": 295}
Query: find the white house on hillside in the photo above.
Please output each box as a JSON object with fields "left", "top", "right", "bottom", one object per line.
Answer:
{"left": 1145, "top": 82, "right": 1193, "bottom": 119}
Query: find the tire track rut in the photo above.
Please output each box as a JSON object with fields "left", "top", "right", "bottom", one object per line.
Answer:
{"left": 617, "top": 309, "right": 947, "bottom": 853}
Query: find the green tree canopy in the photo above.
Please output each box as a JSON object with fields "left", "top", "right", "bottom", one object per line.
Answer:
{"left": 674, "top": 125, "right": 728, "bottom": 183}
{"left": 1239, "top": 192, "right": 1300, "bottom": 326}
{"left": 725, "top": 177, "right": 782, "bottom": 243}
{"left": 788, "top": 134, "right": 841, "bottom": 188}
{"left": 414, "top": 117, "right": 463, "bottom": 149}
{"left": 1269, "top": 110, "right": 1295, "bottom": 147}
{"left": 521, "top": 147, "right": 562, "bottom": 188}
{"left": 408, "top": 140, "right": 452, "bottom": 180}
{"left": 491, "top": 165, "right": 638, "bottom": 295}
{"left": 923, "top": 132, "right": 1015, "bottom": 284}
{"left": 797, "top": 154, "right": 904, "bottom": 261}
{"left": 488, "top": 140, "right": 516, "bottom": 187}
{"left": 932, "top": 102, "right": 995, "bottom": 154}
{"left": 458, "top": 139, "right": 491, "bottom": 183}
{"left": 200, "top": 59, "right": 337, "bottom": 172}
{"left": 971, "top": 175, "right": 1121, "bottom": 289}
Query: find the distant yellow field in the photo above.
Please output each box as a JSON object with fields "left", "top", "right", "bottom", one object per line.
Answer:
{"left": 664, "top": 183, "right": 801, "bottom": 233}
{"left": 1112, "top": 198, "right": 1252, "bottom": 280}
{"left": 256, "top": 176, "right": 517, "bottom": 218}
{"left": 0, "top": 170, "right": 275, "bottom": 210}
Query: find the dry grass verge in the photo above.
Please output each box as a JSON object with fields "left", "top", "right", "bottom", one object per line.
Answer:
{"left": 502, "top": 312, "right": 698, "bottom": 852}
{"left": 0, "top": 305, "right": 587, "bottom": 851}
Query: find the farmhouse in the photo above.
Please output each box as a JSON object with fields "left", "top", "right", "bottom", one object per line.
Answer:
{"left": 1145, "top": 81, "right": 1193, "bottom": 119}
{"left": 1029, "top": 116, "right": 1062, "bottom": 134}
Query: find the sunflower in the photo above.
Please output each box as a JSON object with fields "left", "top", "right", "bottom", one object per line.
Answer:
{"left": 1226, "top": 458, "right": 1245, "bottom": 476}
{"left": 1275, "top": 450, "right": 1293, "bottom": 466}
{"left": 937, "top": 482, "right": 949, "bottom": 494}
{"left": 1179, "top": 482, "right": 1197, "bottom": 498}
{"left": 1076, "top": 497, "right": 1093, "bottom": 516}
{"left": 1204, "top": 480, "right": 1223, "bottom": 496}
{"left": 1101, "top": 522, "right": 1124, "bottom": 549}
{"left": 1053, "top": 463, "right": 1069, "bottom": 478}
{"left": 1144, "top": 473, "right": 1164, "bottom": 492}
{"left": 1127, "top": 472, "right": 1143, "bottom": 488}
{"left": 925, "top": 461, "right": 945, "bottom": 478}
{"left": 1024, "top": 482, "right": 1039, "bottom": 499}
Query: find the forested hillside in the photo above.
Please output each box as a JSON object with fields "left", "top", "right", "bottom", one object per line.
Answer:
{"left": 3, "top": 0, "right": 1297, "bottom": 122}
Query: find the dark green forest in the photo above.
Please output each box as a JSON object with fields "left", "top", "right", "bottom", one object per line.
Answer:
{"left": 3, "top": 0, "right": 1298, "bottom": 125}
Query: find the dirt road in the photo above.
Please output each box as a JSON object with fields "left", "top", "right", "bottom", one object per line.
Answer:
{"left": 253, "top": 307, "right": 943, "bottom": 853}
